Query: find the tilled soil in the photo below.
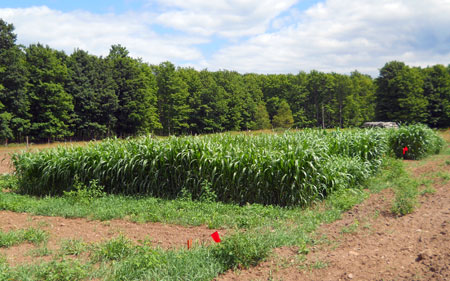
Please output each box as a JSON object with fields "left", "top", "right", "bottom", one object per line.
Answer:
{"left": 217, "top": 155, "right": 450, "bottom": 281}
{"left": 0, "top": 211, "right": 221, "bottom": 266}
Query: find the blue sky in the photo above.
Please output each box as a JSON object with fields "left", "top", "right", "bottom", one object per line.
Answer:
{"left": 1, "top": 0, "right": 449, "bottom": 76}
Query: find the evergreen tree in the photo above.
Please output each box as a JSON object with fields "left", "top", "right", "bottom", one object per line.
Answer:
{"left": 272, "top": 100, "right": 294, "bottom": 128}
{"left": 252, "top": 102, "right": 271, "bottom": 130}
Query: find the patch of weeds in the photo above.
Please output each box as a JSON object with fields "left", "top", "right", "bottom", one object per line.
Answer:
{"left": 63, "top": 177, "right": 106, "bottom": 205}
{"left": 362, "top": 221, "right": 372, "bottom": 230}
{"left": 91, "top": 235, "right": 134, "bottom": 262}
{"left": 0, "top": 254, "right": 10, "bottom": 279}
{"left": 298, "top": 258, "right": 329, "bottom": 271}
{"left": 420, "top": 186, "right": 436, "bottom": 195}
{"left": 436, "top": 171, "right": 450, "bottom": 182}
{"left": 340, "top": 219, "right": 360, "bottom": 234}
{"left": 212, "top": 231, "right": 271, "bottom": 269}
{"left": 0, "top": 227, "right": 48, "bottom": 247}
{"left": 59, "top": 239, "right": 88, "bottom": 256}
{"left": 32, "top": 259, "right": 90, "bottom": 281}
{"left": 0, "top": 174, "right": 18, "bottom": 191}
{"left": 367, "top": 157, "right": 405, "bottom": 193}
{"left": 445, "top": 160, "right": 450, "bottom": 166}
{"left": 36, "top": 220, "right": 51, "bottom": 228}
{"left": 27, "top": 244, "right": 53, "bottom": 257}
{"left": 311, "top": 260, "right": 329, "bottom": 269}
{"left": 391, "top": 179, "right": 419, "bottom": 216}
{"left": 327, "top": 188, "right": 367, "bottom": 212}
{"left": 22, "top": 227, "right": 48, "bottom": 245}
{"left": 199, "top": 180, "right": 217, "bottom": 203}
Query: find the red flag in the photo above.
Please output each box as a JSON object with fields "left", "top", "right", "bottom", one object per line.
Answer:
{"left": 211, "top": 231, "right": 221, "bottom": 243}
{"left": 403, "top": 146, "right": 408, "bottom": 155}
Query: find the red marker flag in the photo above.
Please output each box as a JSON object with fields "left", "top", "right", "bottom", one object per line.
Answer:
{"left": 211, "top": 231, "right": 221, "bottom": 243}
{"left": 403, "top": 146, "right": 408, "bottom": 155}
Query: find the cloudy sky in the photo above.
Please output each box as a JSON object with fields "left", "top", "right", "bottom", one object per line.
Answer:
{"left": 0, "top": 0, "right": 449, "bottom": 76}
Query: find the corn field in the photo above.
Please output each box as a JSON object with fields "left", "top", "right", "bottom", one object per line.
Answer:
{"left": 11, "top": 126, "right": 443, "bottom": 206}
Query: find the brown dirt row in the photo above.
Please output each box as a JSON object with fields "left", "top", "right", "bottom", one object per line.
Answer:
{"left": 0, "top": 211, "right": 221, "bottom": 267}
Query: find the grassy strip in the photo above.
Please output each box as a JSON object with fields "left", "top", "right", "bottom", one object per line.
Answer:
{"left": 0, "top": 182, "right": 319, "bottom": 229}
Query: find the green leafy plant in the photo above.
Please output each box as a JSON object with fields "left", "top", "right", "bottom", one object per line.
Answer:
{"left": 63, "top": 177, "right": 105, "bottom": 204}
{"left": 388, "top": 124, "right": 444, "bottom": 160}
{"left": 0, "top": 227, "right": 48, "bottom": 247}
{"left": 199, "top": 180, "right": 217, "bottom": 203}
{"left": 212, "top": 232, "right": 271, "bottom": 269}
{"left": 0, "top": 174, "right": 17, "bottom": 191}
{"left": 59, "top": 239, "right": 88, "bottom": 256}
{"left": 92, "top": 235, "right": 134, "bottom": 262}
{"left": 391, "top": 179, "right": 419, "bottom": 216}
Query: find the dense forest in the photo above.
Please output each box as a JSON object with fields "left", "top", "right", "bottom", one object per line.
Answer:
{"left": 0, "top": 19, "right": 449, "bottom": 143}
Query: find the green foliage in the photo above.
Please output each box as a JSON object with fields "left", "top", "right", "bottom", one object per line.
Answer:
{"left": 212, "top": 231, "right": 271, "bottom": 269}
{"left": 31, "top": 259, "right": 89, "bottom": 281}
{"left": 388, "top": 124, "right": 444, "bottom": 159}
{"left": 252, "top": 102, "right": 271, "bottom": 130}
{"left": 272, "top": 99, "right": 294, "bottom": 128}
{"left": 2, "top": 17, "right": 450, "bottom": 144}
{"left": 198, "top": 180, "right": 217, "bottom": 203}
{"left": 25, "top": 43, "right": 74, "bottom": 141}
{"left": 108, "top": 45, "right": 161, "bottom": 136}
{"left": 376, "top": 61, "right": 429, "bottom": 123}
{"left": 0, "top": 227, "right": 48, "bottom": 247}
{"left": 422, "top": 64, "right": 450, "bottom": 128}
{"left": 63, "top": 178, "right": 105, "bottom": 204}
{"left": 12, "top": 129, "right": 388, "bottom": 206}
{"left": 0, "top": 174, "right": 18, "bottom": 191}
{"left": 59, "top": 239, "right": 88, "bottom": 256}
{"left": 92, "top": 235, "right": 134, "bottom": 262}
{"left": 391, "top": 178, "right": 419, "bottom": 216}
{"left": 154, "top": 61, "right": 192, "bottom": 135}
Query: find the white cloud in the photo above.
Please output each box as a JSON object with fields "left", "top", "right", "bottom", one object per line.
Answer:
{"left": 0, "top": 6, "right": 205, "bottom": 63}
{"left": 208, "top": 0, "right": 450, "bottom": 75}
{"left": 1, "top": 1, "right": 449, "bottom": 75}
{"left": 152, "top": 0, "right": 298, "bottom": 37}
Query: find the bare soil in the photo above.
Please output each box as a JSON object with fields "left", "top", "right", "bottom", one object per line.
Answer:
{"left": 0, "top": 211, "right": 220, "bottom": 266}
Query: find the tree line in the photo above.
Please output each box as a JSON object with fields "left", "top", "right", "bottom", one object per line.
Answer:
{"left": 0, "top": 19, "right": 449, "bottom": 143}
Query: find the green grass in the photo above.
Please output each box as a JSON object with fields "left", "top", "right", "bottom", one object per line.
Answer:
{"left": 0, "top": 227, "right": 48, "bottom": 248}
{"left": 58, "top": 239, "right": 89, "bottom": 256}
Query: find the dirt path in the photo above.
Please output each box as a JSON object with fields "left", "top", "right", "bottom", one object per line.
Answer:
{"left": 0, "top": 211, "right": 221, "bottom": 266}
{"left": 217, "top": 154, "right": 450, "bottom": 280}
